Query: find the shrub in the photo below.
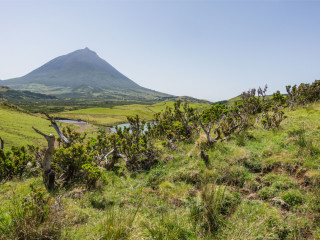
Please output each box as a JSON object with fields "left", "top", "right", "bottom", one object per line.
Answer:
{"left": 53, "top": 143, "right": 92, "bottom": 184}
{"left": 0, "top": 145, "right": 39, "bottom": 182}
{"left": 146, "top": 166, "right": 166, "bottom": 189}
{"left": 82, "top": 163, "right": 103, "bottom": 189}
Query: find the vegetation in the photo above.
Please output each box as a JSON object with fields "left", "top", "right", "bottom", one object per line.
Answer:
{"left": 55, "top": 101, "right": 210, "bottom": 126}
{"left": 1, "top": 80, "right": 320, "bottom": 239}
{"left": 0, "top": 102, "right": 57, "bottom": 149}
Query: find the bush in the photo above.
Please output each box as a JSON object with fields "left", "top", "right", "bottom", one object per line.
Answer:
{"left": 82, "top": 163, "right": 103, "bottom": 189}
{"left": 0, "top": 145, "right": 40, "bottom": 182}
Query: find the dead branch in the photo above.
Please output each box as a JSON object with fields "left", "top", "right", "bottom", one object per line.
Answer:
{"left": 44, "top": 113, "right": 71, "bottom": 146}
{"left": 102, "top": 148, "right": 128, "bottom": 170}
{"left": 32, "top": 126, "right": 55, "bottom": 190}
{"left": 199, "top": 118, "right": 213, "bottom": 144}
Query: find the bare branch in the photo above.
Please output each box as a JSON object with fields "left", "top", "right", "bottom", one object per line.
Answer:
{"left": 103, "top": 149, "right": 115, "bottom": 162}
{"left": 32, "top": 126, "right": 48, "bottom": 138}
{"left": 44, "top": 113, "right": 71, "bottom": 145}
{"left": 32, "top": 126, "right": 55, "bottom": 190}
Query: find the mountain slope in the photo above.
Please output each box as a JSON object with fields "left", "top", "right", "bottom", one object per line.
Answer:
{"left": 0, "top": 86, "right": 56, "bottom": 101}
{"left": 0, "top": 48, "right": 171, "bottom": 100}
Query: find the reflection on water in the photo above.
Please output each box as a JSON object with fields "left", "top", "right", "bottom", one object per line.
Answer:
{"left": 109, "top": 123, "right": 151, "bottom": 133}
{"left": 109, "top": 123, "right": 131, "bottom": 133}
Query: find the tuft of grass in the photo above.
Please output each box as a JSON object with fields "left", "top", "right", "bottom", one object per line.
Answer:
{"left": 189, "top": 183, "right": 240, "bottom": 236}
{"left": 281, "top": 189, "right": 304, "bottom": 207}
{"left": 0, "top": 185, "right": 65, "bottom": 240}
{"left": 219, "top": 200, "right": 285, "bottom": 239}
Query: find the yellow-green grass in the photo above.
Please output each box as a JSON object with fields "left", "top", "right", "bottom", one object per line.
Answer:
{"left": 0, "top": 104, "right": 59, "bottom": 149}
{"left": 55, "top": 101, "right": 210, "bottom": 126}
{"left": 2, "top": 102, "right": 320, "bottom": 239}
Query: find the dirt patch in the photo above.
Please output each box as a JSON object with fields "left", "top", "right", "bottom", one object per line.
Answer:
{"left": 72, "top": 122, "right": 94, "bottom": 132}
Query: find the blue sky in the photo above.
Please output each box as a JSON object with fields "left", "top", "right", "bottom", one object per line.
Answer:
{"left": 1, "top": 0, "right": 319, "bottom": 101}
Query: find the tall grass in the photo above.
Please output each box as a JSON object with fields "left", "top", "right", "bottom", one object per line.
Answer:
{"left": 0, "top": 185, "right": 65, "bottom": 240}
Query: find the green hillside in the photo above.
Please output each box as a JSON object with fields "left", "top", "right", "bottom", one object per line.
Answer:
{"left": 1, "top": 81, "right": 320, "bottom": 239}
{"left": 1, "top": 101, "right": 320, "bottom": 238}
{"left": 0, "top": 86, "right": 56, "bottom": 106}
{"left": 0, "top": 102, "right": 57, "bottom": 149}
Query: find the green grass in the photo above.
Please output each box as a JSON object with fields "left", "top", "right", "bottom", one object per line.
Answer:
{"left": 2, "top": 102, "right": 320, "bottom": 239}
{"left": 55, "top": 101, "right": 210, "bottom": 125}
{"left": 0, "top": 103, "right": 58, "bottom": 149}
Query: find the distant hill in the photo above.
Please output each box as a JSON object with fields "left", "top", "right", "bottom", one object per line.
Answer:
{"left": 0, "top": 48, "right": 172, "bottom": 100}
{"left": 0, "top": 86, "right": 56, "bottom": 102}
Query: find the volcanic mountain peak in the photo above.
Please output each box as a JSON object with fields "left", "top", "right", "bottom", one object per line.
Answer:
{"left": 1, "top": 48, "right": 171, "bottom": 100}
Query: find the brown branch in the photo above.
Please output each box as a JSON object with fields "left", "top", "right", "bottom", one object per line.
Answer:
{"left": 32, "top": 126, "right": 48, "bottom": 138}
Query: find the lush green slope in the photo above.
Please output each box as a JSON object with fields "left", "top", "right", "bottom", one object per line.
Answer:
{"left": 55, "top": 101, "right": 211, "bottom": 125}
{"left": 0, "top": 103, "right": 57, "bottom": 149}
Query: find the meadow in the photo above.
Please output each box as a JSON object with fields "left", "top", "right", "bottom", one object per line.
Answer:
{"left": 55, "top": 101, "right": 210, "bottom": 126}
{"left": 1, "top": 95, "right": 320, "bottom": 239}
{"left": 0, "top": 103, "right": 58, "bottom": 149}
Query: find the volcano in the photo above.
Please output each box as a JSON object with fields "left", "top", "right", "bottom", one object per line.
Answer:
{"left": 0, "top": 48, "right": 171, "bottom": 100}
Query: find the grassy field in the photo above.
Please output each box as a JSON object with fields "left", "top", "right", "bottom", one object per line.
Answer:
{"left": 1, "top": 101, "right": 320, "bottom": 239}
{"left": 0, "top": 103, "right": 58, "bottom": 149}
{"left": 55, "top": 101, "right": 211, "bottom": 126}
{"left": 0, "top": 103, "right": 97, "bottom": 150}
{"left": 0, "top": 100, "right": 209, "bottom": 149}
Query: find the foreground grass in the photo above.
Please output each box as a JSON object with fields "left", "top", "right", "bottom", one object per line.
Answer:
{"left": 2, "top": 102, "right": 320, "bottom": 239}
{"left": 55, "top": 101, "right": 210, "bottom": 126}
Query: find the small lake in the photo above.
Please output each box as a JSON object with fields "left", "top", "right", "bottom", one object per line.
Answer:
{"left": 109, "top": 123, "right": 131, "bottom": 133}
{"left": 55, "top": 119, "right": 151, "bottom": 134}
{"left": 109, "top": 122, "right": 153, "bottom": 133}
